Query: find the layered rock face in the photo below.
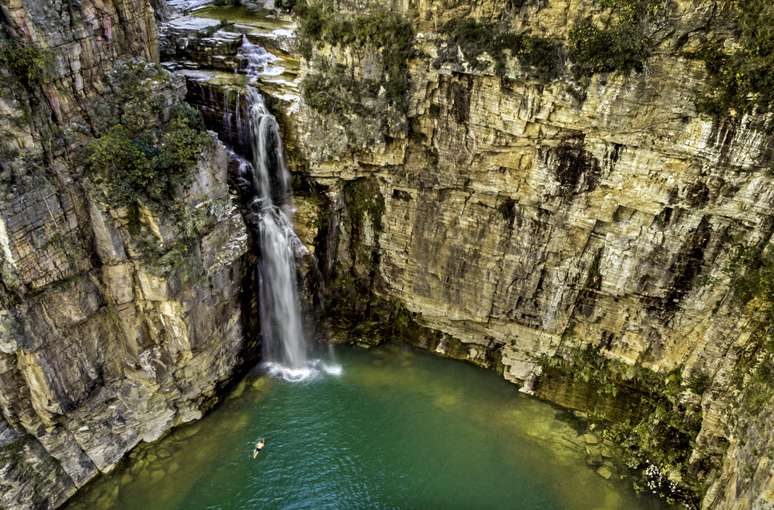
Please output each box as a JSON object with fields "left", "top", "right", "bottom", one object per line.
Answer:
{"left": 0, "top": 1, "right": 253, "bottom": 508}
{"left": 280, "top": 0, "right": 774, "bottom": 507}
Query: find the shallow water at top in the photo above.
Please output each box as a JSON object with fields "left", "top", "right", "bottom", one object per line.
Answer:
{"left": 67, "top": 344, "right": 669, "bottom": 510}
{"left": 193, "top": 5, "right": 295, "bottom": 33}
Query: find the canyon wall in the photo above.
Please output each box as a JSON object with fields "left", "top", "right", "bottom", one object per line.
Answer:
{"left": 279, "top": 0, "right": 774, "bottom": 507}
{"left": 0, "top": 1, "right": 254, "bottom": 508}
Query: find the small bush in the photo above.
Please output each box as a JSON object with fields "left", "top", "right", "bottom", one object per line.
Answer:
{"left": 567, "top": 0, "right": 665, "bottom": 77}
{"left": 687, "top": 371, "right": 712, "bottom": 395}
{"left": 695, "top": 0, "right": 774, "bottom": 115}
{"left": 295, "top": 1, "right": 415, "bottom": 111}
{"left": 439, "top": 19, "right": 562, "bottom": 79}
{"left": 301, "top": 61, "right": 388, "bottom": 116}
{"left": 0, "top": 41, "right": 50, "bottom": 88}
{"left": 569, "top": 18, "right": 649, "bottom": 75}
{"left": 274, "top": 0, "right": 297, "bottom": 11}
{"left": 88, "top": 104, "right": 209, "bottom": 206}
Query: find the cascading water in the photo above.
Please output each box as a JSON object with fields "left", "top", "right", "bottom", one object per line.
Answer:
{"left": 237, "top": 36, "right": 340, "bottom": 381}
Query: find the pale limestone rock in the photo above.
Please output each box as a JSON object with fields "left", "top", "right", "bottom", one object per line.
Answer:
{"left": 280, "top": 3, "right": 774, "bottom": 509}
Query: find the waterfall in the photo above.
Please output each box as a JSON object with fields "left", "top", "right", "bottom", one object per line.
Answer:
{"left": 237, "top": 36, "right": 340, "bottom": 381}
{"left": 248, "top": 91, "right": 307, "bottom": 372}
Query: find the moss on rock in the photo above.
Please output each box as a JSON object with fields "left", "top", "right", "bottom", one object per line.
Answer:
{"left": 537, "top": 346, "right": 706, "bottom": 506}
{"left": 437, "top": 18, "right": 562, "bottom": 80}
{"left": 87, "top": 103, "right": 209, "bottom": 207}
{"left": 296, "top": 0, "right": 415, "bottom": 113}
{"left": 0, "top": 37, "right": 51, "bottom": 90}
{"left": 694, "top": 0, "right": 774, "bottom": 116}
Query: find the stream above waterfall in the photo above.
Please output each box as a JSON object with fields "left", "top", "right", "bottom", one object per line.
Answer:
{"left": 66, "top": 344, "right": 669, "bottom": 510}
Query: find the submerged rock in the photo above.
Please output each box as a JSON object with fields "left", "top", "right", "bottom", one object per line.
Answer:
{"left": 596, "top": 465, "right": 614, "bottom": 480}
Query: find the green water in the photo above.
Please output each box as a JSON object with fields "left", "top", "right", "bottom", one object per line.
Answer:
{"left": 67, "top": 345, "right": 668, "bottom": 510}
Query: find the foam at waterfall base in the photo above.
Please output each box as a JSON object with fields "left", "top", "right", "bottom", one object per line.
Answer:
{"left": 264, "top": 359, "right": 343, "bottom": 382}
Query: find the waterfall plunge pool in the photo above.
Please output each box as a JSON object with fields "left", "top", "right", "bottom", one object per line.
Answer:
{"left": 66, "top": 344, "right": 669, "bottom": 510}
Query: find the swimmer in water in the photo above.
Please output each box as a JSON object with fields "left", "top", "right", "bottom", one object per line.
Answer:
{"left": 253, "top": 438, "right": 266, "bottom": 459}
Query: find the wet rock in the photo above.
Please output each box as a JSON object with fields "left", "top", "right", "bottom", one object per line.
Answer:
{"left": 167, "top": 461, "right": 180, "bottom": 475}
{"left": 600, "top": 446, "right": 614, "bottom": 459}
{"left": 596, "top": 465, "right": 614, "bottom": 480}
{"left": 585, "top": 446, "right": 604, "bottom": 467}
{"left": 149, "top": 470, "right": 165, "bottom": 483}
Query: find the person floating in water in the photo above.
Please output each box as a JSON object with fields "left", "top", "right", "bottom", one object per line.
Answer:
{"left": 253, "top": 438, "right": 266, "bottom": 459}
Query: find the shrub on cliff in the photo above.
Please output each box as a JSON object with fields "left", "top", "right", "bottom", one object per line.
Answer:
{"left": 302, "top": 64, "right": 362, "bottom": 115}
{"left": 569, "top": 18, "right": 649, "bottom": 75}
{"left": 438, "top": 19, "right": 562, "bottom": 80}
{"left": 295, "top": 1, "right": 415, "bottom": 112}
{"left": 87, "top": 104, "right": 209, "bottom": 206}
{"left": 695, "top": 0, "right": 774, "bottom": 116}
{"left": 0, "top": 40, "right": 51, "bottom": 89}
{"left": 568, "top": 0, "right": 667, "bottom": 77}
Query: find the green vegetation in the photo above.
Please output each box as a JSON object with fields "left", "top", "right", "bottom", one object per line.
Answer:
{"left": 569, "top": 18, "right": 649, "bottom": 75}
{"left": 273, "top": 0, "right": 297, "bottom": 13}
{"left": 107, "top": 61, "right": 172, "bottom": 133}
{"left": 741, "top": 355, "right": 774, "bottom": 414}
{"left": 301, "top": 62, "right": 380, "bottom": 116}
{"left": 0, "top": 40, "right": 50, "bottom": 89}
{"left": 687, "top": 370, "right": 711, "bottom": 395}
{"left": 342, "top": 177, "right": 385, "bottom": 234}
{"left": 295, "top": 1, "right": 415, "bottom": 112}
{"left": 540, "top": 347, "right": 705, "bottom": 505}
{"left": 724, "top": 243, "right": 774, "bottom": 415}
{"left": 438, "top": 19, "right": 562, "bottom": 79}
{"left": 87, "top": 104, "right": 209, "bottom": 206}
{"left": 568, "top": 0, "right": 665, "bottom": 77}
{"left": 728, "top": 245, "right": 774, "bottom": 343}
{"left": 725, "top": 245, "right": 774, "bottom": 480}
{"left": 695, "top": 0, "right": 774, "bottom": 115}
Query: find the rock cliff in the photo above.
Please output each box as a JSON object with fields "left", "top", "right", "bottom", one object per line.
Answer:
{"left": 0, "top": 1, "right": 254, "bottom": 508}
{"left": 280, "top": 0, "right": 774, "bottom": 507}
